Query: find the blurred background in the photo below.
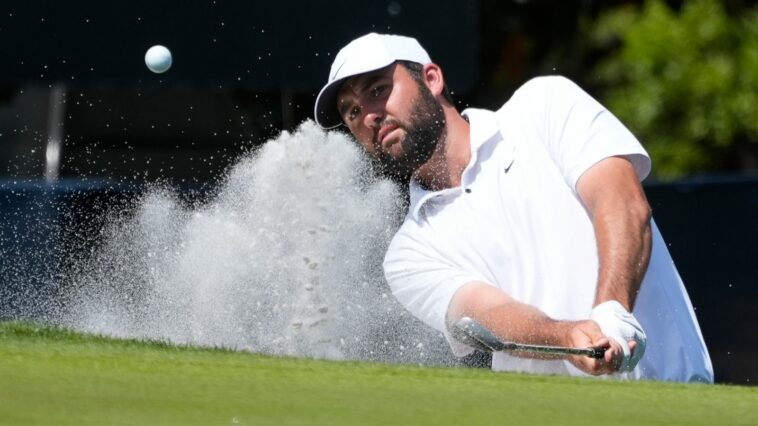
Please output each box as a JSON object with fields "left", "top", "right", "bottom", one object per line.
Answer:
{"left": 0, "top": 0, "right": 756, "bottom": 383}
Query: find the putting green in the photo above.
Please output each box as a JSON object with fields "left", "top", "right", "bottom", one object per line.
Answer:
{"left": 1, "top": 322, "right": 755, "bottom": 425}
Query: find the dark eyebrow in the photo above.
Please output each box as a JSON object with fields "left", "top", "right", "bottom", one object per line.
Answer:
{"left": 358, "top": 74, "right": 385, "bottom": 94}
{"left": 337, "top": 73, "right": 387, "bottom": 118}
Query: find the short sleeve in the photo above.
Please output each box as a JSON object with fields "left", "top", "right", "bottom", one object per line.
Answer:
{"left": 509, "top": 76, "right": 651, "bottom": 189}
{"left": 383, "top": 229, "right": 486, "bottom": 357}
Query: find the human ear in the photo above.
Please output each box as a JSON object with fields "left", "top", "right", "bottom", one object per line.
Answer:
{"left": 422, "top": 63, "right": 446, "bottom": 97}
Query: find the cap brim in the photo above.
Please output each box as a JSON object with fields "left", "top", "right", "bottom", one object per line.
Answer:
{"left": 314, "top": 78, "right": 346, "bottom": 129}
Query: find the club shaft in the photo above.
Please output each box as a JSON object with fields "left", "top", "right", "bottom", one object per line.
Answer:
{"left": 505, "top": 342, "right": 604, "bottom": 358}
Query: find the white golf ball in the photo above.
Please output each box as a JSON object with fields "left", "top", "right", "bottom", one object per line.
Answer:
{"left": 144, "top": 45, "right": 172, "bottom": 74}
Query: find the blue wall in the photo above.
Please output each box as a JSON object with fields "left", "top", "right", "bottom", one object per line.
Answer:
{"left": 645, "top": 176, "right": 758, "bottom": 385}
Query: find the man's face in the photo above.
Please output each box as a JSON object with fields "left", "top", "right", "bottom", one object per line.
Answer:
{"left": 336, "top": 63, "right": 445, "bottom": 182}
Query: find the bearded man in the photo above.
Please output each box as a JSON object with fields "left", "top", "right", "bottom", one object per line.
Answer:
{"left": 314, "top": 33, "right": 712, "bottom": 382}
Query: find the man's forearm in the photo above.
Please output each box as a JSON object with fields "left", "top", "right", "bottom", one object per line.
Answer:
{"left": 576, "top": 156, "right": 653, "bottom": 312}
{"left": 479, "top": 301, "right": 575, "bottom": 348}
{"left": 592, "top": 203, "right": 652, "bottom": 311}
{"left": 448, "top": 282, "right": 573, "bottom": 348}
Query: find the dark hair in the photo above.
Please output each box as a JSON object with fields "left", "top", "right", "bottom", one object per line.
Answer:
{"left": 398, "top": 61, "right": 455, "bottom": 106}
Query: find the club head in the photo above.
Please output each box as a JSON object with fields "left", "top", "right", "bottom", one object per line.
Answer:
{"left": 452, "top": 316, "right": 512, "bottom": 352}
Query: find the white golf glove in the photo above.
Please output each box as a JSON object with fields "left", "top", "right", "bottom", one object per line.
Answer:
{"left": 590, "top": 300, "right": 646, "bottom": 372}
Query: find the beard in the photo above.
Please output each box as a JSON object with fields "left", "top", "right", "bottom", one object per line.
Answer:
{"left": 372, "top": 82, "right": 446, "bottom": 184}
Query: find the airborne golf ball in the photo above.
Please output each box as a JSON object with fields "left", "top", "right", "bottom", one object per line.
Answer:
{"left": 144, "top": 45, "right": 172, "bottom": 74}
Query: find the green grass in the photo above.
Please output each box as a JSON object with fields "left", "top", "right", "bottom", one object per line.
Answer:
{"left": 1, "top": 322, "right": 756, "bottom": 425}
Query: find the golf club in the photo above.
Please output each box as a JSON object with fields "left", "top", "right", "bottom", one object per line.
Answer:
{"left": 452, "top": 316, "right": 606, "bottom": 358}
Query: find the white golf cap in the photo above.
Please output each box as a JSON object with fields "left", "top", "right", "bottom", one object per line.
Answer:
{"left": 314, "top": 33, "right": 432, "bottom": 129}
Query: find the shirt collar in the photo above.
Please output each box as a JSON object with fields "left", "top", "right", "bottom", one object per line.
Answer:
{"left": 408, "top": 108, "right": 502, "bottom": 222}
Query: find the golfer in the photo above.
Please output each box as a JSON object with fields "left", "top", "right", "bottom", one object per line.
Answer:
{"left": 314, "top": 33, "right": 713, "bottom": 382}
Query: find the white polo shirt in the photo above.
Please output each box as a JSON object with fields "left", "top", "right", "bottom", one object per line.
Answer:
{"left": 384, "top": 76, "right": 713, "bottom": 382}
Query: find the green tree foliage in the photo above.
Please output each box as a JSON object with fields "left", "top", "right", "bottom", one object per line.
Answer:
{"left": 588, "top": 0, "right": 758, "bottom": 178}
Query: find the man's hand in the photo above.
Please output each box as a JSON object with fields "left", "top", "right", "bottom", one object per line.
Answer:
{"left": 566, "top": 320, "right": 635, "bottom": 375}
{"left": 590, "top": 300, "right": 646, "bottom": 372}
